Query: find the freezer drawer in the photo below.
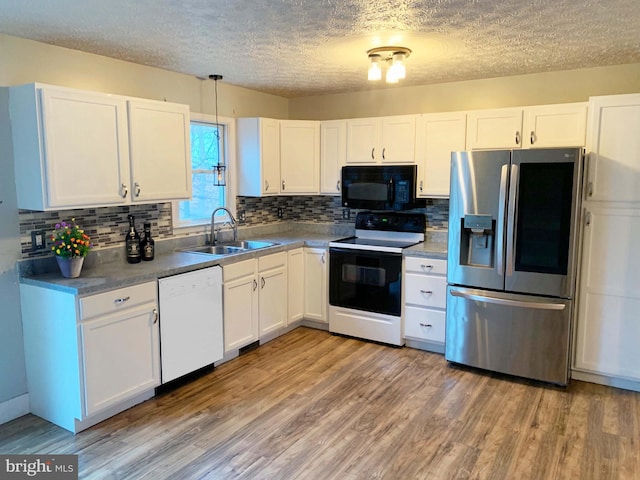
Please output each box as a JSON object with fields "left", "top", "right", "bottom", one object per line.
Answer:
{"left": 445, "top": 286, "right": 572, "bottom": 385}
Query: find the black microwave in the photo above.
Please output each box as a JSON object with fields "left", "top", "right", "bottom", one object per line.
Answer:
{"left": 341, "top": 165, "right": 418, "bottom": 211}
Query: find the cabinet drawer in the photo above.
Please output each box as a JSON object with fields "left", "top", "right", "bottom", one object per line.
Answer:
{"left": 80, "top": 282, "right": 156, "bottom": 320}
{"left": 404, "top": 306, "right": 445, "bottom": 343}
{"left": 223, "top": 258, "right": 257, "bottom": 282}
{"left": 259, "top": 251, "right": 287, "bottom": 271}
{"left": 405, "top": 273, "right": 447, "bottom": 308}
{"left": 405, "top": 256, "right": 447, "bottom": 275}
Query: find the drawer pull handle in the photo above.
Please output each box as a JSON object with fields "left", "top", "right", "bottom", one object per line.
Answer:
{"left": 421, "top": 264, "right": 433, "bottom": 269}
{"left": 253, "top": 279, "right": 258, "bottom": 291}
{"left": 420, "top": 290, "right": 433, "bottom": 294}
{"left": 153, "top": 308, "right": 158, "bottom": 324}
{"left": 419, "top": 323, "right": 433, "bottom": 328}
{"left": 114, "top": 296, "right": 130, "bottom": 305}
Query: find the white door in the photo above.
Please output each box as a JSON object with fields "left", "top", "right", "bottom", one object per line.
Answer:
{"left": 81, "top": 305, "right": 160, "bottom": 416}
{"left": 259, "top": 266, "right": 287, "bottom": 336}
{"left": 466, "top": 108, "right": 524, "bottom": 149}
{"left": 523, "top": 103, "right": 587, "bottom": 148}
{"left": 261, "top": 118, "right": 281, "bottom": 195}
{"left": 585, "top": 94, "right": 640, "bottom": 203}
{"left": 380, "top": 115, "right": 417, "bottom": 163}
{"left": 304, "top": 248, "right": 327, "bottom": 322}
{"left": 415, "top": 112, "right": 466, "bottom": 197}
{"left": 320, "top": 120, "right": 346, "bottom": 194}
{"left": 40, "top": 87, "right": 130, "bottom": 208}
{"left": 346, "top": 118, "right": 379, "bottom": 163}
{"left": 287, "top": 248, "right": 305, "bottom": 325}
{"left": 223, "top": 273, "right": 259, "bottom": 352}
{"left": 280, "top": 120, "right": 320, "bottom": 194}
{"left": 127, "top": 99, "right": 191, "bottom": 202}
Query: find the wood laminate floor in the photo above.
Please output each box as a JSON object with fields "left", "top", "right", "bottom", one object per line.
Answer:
{"left": 1, "top": 327, "right": 639, "bottom": 479}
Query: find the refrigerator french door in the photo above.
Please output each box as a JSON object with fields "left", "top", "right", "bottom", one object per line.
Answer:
{"left": 445, "top": 148, "right": 583, "bottom": 385}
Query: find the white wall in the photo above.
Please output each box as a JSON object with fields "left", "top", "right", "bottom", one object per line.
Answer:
{"left": 289, "top": 63, "right": 640, "bottom": 120}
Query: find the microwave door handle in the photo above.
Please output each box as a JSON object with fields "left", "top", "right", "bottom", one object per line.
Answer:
{"left": 388, "top": 177, "right": 395, "bottom": 207}
{"left": 496, "top": 165, "right": 509, "bottom": 276}
{"left": 505, "top": 164, "right": 519, "bottom": 277}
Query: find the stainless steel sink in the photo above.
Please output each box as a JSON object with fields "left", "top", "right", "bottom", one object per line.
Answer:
{"left": 222, "top": 240, "right": 278, "bottom": 250}
{"left": 181, "top": 240, "right": 277, "bottom": 256}
{"left": 182, "top": 245, "right": 246, "bottom": 255}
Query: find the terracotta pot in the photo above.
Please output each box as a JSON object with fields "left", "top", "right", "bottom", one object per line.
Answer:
{"left": 56, "top": 256, "right": 85, "bottom": 279}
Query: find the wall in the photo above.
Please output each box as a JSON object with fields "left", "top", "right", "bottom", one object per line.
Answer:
{"left": 289, "top": 63, "right": 640, "bottom": 120}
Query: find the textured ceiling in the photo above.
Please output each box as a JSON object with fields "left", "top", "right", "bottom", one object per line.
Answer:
{"left": 0, "top": 0, "right": 639, "bottom": 98}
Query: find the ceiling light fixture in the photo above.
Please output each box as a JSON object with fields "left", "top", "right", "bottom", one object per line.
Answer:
{"left": 208, "top": 74, "right": 225, "bottom": 187}
{"left": 367, "top": 46, "right": 411, "bottom": 84}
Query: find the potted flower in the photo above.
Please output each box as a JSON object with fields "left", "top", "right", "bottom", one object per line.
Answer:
{"left": 50, "top": 218, "right": 92, "bottom": 278}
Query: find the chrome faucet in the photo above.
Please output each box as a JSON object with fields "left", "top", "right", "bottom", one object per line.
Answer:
{"left": 210, "top": 207, "right": 238, "bottom": 245}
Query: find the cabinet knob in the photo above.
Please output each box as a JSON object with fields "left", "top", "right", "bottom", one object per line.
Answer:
{"left": 587, "top": 181, "right": 594, "bottom": 197}
{"left": 382, "top": 147, "right": 386, "bottom": 160}
{"left": 121, "top": 183, "right": 128, "bottom": 198}
{"left": 420, "top": 264, "right": 433, "bottom": 270}
{"left": 419, "top": 323, "right": 433, "bottom": 328}
{"left": 419, "top": 181, "right": 423, "bottom": 193}
{"left": 282, "top": 180, "right": 285, "bottom": 191}
{"left": 530, "top": 131, "right": 536, "bottom": 145}
{"left": 515, "top": 131, "right": 521, "bottom": 145}
{"left": 152, "top": 308, "right": 158, "bottom": 324}
{"left": 134, "top": 182, "right": 141, "bottom": 197}
{"left": 371, "top": 148, "right": 375, "bottom": 160}
{"left": 585, "top": 211, "right": 592, "bottom": 226}
{"left": 420, "top": 290, "right": 433, "bottom": 295}
{"left": 336, "top": 180, "right": 341, "bottom": 192}
{"left": 261, "top": 277, "right": 266, "bottom": 289}
{"left": 265, "top": 180, "right": 269, "bottom": 191}
{"left": 321, "top": 253, "right": 325, "bottom": 264}
{"left": 253, "top": 279, "right": 258, "bottom": 291}
{"left": 114, "top": 296, "right": 130, "bottom": 305}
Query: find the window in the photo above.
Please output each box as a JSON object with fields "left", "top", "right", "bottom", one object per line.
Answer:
{"left": 173, "top": 113, "right": 235, "bottom": 230}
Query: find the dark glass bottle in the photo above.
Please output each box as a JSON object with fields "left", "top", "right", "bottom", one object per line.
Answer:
{"left": 126, "top": 215, "right": 141, "bottom": 264}
{"left": 141, "top": 222, "right": 155, "bottom": 261}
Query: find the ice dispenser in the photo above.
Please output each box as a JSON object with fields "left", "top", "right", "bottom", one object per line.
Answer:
{"left": 459, "top": 214, "right": 495, "bottom": 267}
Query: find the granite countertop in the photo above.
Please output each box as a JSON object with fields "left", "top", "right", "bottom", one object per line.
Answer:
{"left": 20, "top": 231, "right": 448, "bottom": 296}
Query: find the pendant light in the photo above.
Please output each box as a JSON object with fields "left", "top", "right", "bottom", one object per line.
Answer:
{"left": 209, "top": 74, "right": 226, "bottom": 186}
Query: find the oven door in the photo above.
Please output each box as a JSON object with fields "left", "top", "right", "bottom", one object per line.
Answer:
{"left": 329, "top": 247, "right": 403, "bottom": 316}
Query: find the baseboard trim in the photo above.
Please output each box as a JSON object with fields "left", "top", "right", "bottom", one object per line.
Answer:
{"left": 571, "top": 369, "right": 640, "bottom": 393}
{"left": 0, "top": 394, "right": 29, "bottom": 426}
{"left": 405, "top": 338, "right": 445, "bottom": 354}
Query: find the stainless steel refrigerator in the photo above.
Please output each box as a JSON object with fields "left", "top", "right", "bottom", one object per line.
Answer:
{"left": 446, "top": 148, "right": 583, "bottom": 385}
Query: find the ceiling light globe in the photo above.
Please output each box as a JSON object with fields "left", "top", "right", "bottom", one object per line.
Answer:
{"left": 368, "top": 55, "right": 382, "bottom": 81}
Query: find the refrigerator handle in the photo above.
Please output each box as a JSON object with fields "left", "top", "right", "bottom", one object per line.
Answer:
{"left": 450, "top": 288, "right": 566, "bottom": 311}
{"left": 496, "top": 165, "right": 509, "bottom": 276}
{"left": 505, "top": 164, "right": 519, "bottom": 276}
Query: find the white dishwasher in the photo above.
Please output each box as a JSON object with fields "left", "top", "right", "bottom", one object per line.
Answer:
{"left": 158, "top": 266, "right": 223, "bottom": 383}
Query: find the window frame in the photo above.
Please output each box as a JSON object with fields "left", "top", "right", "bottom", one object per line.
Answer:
{"left": 172, "top": 112, "right": 236, "bottom": 233}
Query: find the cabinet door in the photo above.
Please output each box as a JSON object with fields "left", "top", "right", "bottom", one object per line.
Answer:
{"left": 380, "top": 115, "right": 417, "bottom": 163}
{"left": 81, "top": 304, "right": 160, "bottom": 417}
{"left": 320, "top": 120, "right": 346, "bottom": 194}
{"left": 223, "top": 273, "right": 259, "bottom": 352}
{"left": 466, "top": 108, "right": 523, "bottom": 149}
{"left": 39, "top": 87, "right": 130, "bottom": 208}
{"left": 415, "top": 112, "right": 466, "bottom": 197}
{"left": 261, "top": 118, "right": 281, "bottom": 195}
{"left": 304, "top": 248, "right": 327, "bottom": 322}
{"left": 127, "top": 99, "right": 191, "bottom": 202}
{"left": 585, "top": 94, "right": 640, "bottom": 203}
{"left": 259, "top": 266, "right": 287, "bottom": 336}
{"left": 346, "top": 118, "right": 380, "bottom": 164}
{"left": 287, "top": 248, "right": 305, "bottom": 325}
{"left": 280, "top": 120, "right": 320, "bottom": 194}
{"left": 523, "top": 103, "right": 587, "bottom": 148}
{"left": 574, "top": 207, "right": 640, "bottom": 380}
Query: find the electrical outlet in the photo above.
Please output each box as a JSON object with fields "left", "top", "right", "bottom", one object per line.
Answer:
{"left": 342, "top": 208, "right": 351, "bottom": 220}
{"left": 277, "top": 207, "right": 284, "bottom": 219}
{"left": 31, "top": 230, "right": 47, "bottom": 251}
{"left": 238, "top": 210, "right": 246, "bottom": 223}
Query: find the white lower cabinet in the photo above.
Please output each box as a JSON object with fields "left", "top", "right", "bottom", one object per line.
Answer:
{"left": 20, "top": 281, "right": 160, "bottom": 433}
{"left": 223, "top": 252, "right": 288, "bottom": 352}
{"left": 287, "top": 248, "right": 305, "bottom": 325}
{"left": 402, "top": 256, "right": 448, "bottom": 352}
{"left": 304, "top": 247, "right": 328, "bottom": 323}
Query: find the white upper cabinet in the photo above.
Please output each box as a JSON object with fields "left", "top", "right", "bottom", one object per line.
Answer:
{"left": 320, "top": 120, "right": 346, "bottom": 195}
{"left": 127, "top": 99, "right": 191, "bottom": 202}
{"left": 280, "top": 120, "right": 320, "bottom": 194}
{"left": 415, "top": 112, "right": 466, "bottom": 198}
{"left": 237, "top": 117, "right": 281, "bottom": 196}
{"left": 8, "top": 83, "right": 191, "bottom": 210}
{"left": 585, "top": 93, "right": 640, "bottom": 203}
{"left": 466, "top": 103, "right": 587, "bottom": 150}
{"left": 346, "top": 115, "right": 416, "bottom": 164}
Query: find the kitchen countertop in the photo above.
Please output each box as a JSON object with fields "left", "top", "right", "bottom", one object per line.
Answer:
{"left": 20, "top": 232, "right": 448, "bottom": 296}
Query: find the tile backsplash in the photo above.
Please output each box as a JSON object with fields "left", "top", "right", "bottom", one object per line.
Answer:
{"left": 19, "top": 196, "right": 449, "bottom": 258}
